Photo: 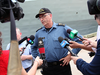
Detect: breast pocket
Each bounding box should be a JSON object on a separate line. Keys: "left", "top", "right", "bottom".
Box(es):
{"left": 53, "top": 37, "right": 62, "bottom": 49}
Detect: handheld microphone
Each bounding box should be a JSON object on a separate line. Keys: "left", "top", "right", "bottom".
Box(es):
{"left": 38, "top": 37, "right": 47, "bottom": 68}
{"left": 20, "top": 35, "right": 35, "bottom": 56}
{"left": 27, "top": 35, "right": 35, "bottom": 45}
{"left": 67, "top": 29, "right": 84, "bottom": 41}
{"left": 64, "top": 37, "right": 71, "bottom": 44}
{"left": 58, "top": 36, "right": 77, "bottom": 56}
{"left": 19, "top": 36, "right": 27, "bottom": 44}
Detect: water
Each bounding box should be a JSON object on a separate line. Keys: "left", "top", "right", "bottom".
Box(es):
{"left": 0, "top": 0, "right": 98, "bottom": 49}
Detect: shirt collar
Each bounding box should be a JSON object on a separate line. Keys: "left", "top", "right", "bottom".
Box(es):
{"left": 52, "top": 22, "right": 58, "bottom": 29}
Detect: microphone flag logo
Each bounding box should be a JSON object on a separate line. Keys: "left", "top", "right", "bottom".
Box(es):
{"left": 39, "top": 40, "right": 42, "bottom": 44}
{"left": 60, "top": 40, "right": 69, "bottom": 47}
{"left": 39, "top": 40, "right": 44, "bottom": 46}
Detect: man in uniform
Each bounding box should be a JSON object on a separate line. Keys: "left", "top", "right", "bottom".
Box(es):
{"left": 31, "top": 8, "right": 82, "bottom": 75}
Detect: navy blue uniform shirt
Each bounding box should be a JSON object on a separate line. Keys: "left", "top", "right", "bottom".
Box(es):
{"left": 31, "top": 22, "right": 82, "bottom": 62}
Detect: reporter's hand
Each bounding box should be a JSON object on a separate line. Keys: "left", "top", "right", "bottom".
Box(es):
{"left": 35, "top": 56, "right": 43, "bottom": 67}
{"left": 19, "top": 47, "right": 23, "bottom": 52}
{"left": 69, "top": 41, "right": 80, "bottom": 48}
{"left": 71, "top": 56, "right": 82, "bottom": 65}
{"left": 82, "top": 38, "right": 97, "bottom": 48}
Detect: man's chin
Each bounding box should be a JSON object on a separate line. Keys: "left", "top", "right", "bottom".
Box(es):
{"left": 42, "top": 23, "right": 46, "bottom": 26}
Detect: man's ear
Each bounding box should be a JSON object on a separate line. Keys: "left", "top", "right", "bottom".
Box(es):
{"left": 50, "top": 14, "right": 52, "bottom": 18}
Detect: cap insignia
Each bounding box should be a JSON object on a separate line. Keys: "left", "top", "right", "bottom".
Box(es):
{"left": 39, "top": 9, "right": 44, "bottom": 13}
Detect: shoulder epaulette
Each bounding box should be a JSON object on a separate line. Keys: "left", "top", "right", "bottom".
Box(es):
{"left": 58, "top": 23, "right": 65, "bottom": 26}
{"left": 36, "top": 27, "right": 42, "bottom": 32}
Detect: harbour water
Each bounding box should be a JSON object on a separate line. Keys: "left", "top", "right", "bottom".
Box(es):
{"left": 0, "top": 0, "right": 98, "bottom": 49}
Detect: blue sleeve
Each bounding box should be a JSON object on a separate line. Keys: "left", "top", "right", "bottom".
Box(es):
{"left": 76, "top": 40, "right": 100, "bottom": 75}
{"left": 76, "top": 59, "right": 90, "bottom": 75}
{"left": 31, "top": 34, "right": 40, "bottom": 58}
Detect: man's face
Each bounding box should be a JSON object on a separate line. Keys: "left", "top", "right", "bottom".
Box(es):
{"left": 38, "top": 13, "right": 52, "bottom": 27}
{"left": 16, "top": 29, "right": 22, "bottom": 41}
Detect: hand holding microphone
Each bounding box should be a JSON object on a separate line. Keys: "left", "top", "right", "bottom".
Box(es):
{"left": 82, "top": 38, "right": 97, "bottom": 57}
{"left": 19, "top": 35, "right": 35, "bottom": 45}
{"left": 20, "top": 35, "right": 35, "bottom": 56}
{"left": 58, "top": 36, "right": 77, "bottom": 56}
{"left": 34, "top": 56, "right": 43, "bottom": 67}
{"left": 82, "top": 38, "right": 97, "bottom": 48}
{"left": 64, "top": 37, "right": 81, "bottom": 49}
{"left": 38, "top": 37, "right": 48, "bottom": 68}
{"left": 67, "top": 29, "right": 96, "bottom": 48}
{"left": 67, "top": 29, "right": 96, "bottom": 57}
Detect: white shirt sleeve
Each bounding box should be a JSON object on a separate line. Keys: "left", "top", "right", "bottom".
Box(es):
{"left": 92, "top": 47, "right": 97, "bottom": 53}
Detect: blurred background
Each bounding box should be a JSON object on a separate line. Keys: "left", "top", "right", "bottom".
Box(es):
{"left": 0, "top": 0, "right": 97, "bottom": 50}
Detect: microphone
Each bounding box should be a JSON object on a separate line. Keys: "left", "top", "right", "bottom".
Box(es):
{"left": 67, "top": 29, "right": 84, "bottom": 41}
{"left": 19, "top": 35, "right": 35, "bottom": 45}
{"left": 38, "top": 37, "right": 47, "bottom": 68}
{"left": 27, "top": 35, "right": 35, "bottom": 45}
{"left": 19, "top": 36, "right": 27, "bottom": 44}
{"left": 64, "top": 37, "right": 71, "bottom": 44}
{"left": 20, "top": 35, "right": 35, "bottom": 56}
{"left": 58, "top": 36, "right": 77, "bottom": 56}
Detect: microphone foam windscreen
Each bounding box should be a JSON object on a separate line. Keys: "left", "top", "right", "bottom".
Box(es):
{"left": 58, "top": 37, "right": 64, "bottom": 43}
{"left": 29, "top": 35, "right": 35, "bottom": 40}
{"left": 67, "top": 29, "right": 71, "bottom": 34}
{"left": 58, "top": 36, "right": 69, "bottom": 47}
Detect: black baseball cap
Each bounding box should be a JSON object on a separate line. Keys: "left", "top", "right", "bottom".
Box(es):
{"left": 35, "top": 8, "right": 52, "bottom": 18}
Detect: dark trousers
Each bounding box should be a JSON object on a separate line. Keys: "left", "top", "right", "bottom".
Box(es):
{"left": 42, "top": 62, "right": 72, "bottom": 75}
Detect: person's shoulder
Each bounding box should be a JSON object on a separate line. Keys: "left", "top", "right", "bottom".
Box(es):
{"left": 36, "top": 27, "right": 43, "bottom": 32}
{"left": 57, "top": 23, "right": 65, "bottom": 26}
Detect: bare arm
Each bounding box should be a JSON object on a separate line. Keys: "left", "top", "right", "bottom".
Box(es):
{"left": 21, "top": 55, "right": 33, "bottom": 61}
{"left": 69, "top": 41, "right": 93, "bottom": 52}
{"left": 21, "top": 56, "right": 43, "bottom": 75}
{"left": 21, "top": 61, "right": 38, "bottom": 75}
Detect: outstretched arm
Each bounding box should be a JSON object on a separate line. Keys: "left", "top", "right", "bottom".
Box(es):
{"left": 82, "top": 38, "right": 97, "bottom": 48}
{"left": 69, "top": 41, "right": 93, "bottom": 52}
